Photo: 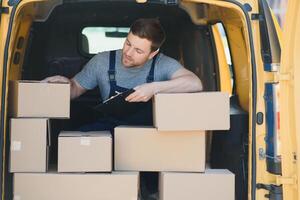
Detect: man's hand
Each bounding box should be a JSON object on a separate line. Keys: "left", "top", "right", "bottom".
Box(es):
{"left": 125, "top": 82, "right": 157, "bottom": 102}
{"left": 41, "top": 75, "right": 86, "bottom": 99}
{"left": 41, "top": 75, "right": 71, "bottom": 83}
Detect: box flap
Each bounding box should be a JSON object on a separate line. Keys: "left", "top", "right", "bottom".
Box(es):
{"left": 115, "top": 126, "right": 154, "bottom": 131}
{"left": 47, "top": 120, "right": 51, "bottom": 146}
{"left": 204, "top": 168, "right": 233, "bottom": 175}
{"left": 46, "top": 146, "right": 49, "bottom": 172}
{"left": 161, "top": 169, "right": 233, "bottom": 176}
{"left": 17, "top": 80, "right": 70, "bottom": 85}
{"left": 59, "top": 131, "right": 111, "bottom": 137}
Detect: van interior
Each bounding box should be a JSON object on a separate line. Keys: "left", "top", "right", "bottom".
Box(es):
{"left": 5, "top": 1, "right": 250, "bottom": 199}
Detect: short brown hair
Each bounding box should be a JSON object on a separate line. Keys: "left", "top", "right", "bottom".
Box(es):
{"left": 130, "top": 18, "right": 166, "bottom": 52}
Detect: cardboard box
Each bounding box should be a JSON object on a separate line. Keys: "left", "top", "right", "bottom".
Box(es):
{"left": 14, "top": 172, "right": 139, "bottom": 200}
{"left": 153, "top": 92, "right": 230, "bottom": 131}
{"left": 159, "top": 169, "right": 235, "bottom": 200}
{"left": 9, "top": 80, "right": 70, "bottom": 118}
{"left": 115, "top": 126, "right": 205, "bottom": 172}
{"left": 58, "top": 131, "right": 112, "bottom": 172}
{"left": 9, "top": 118, "right": 50, "bottom": 172}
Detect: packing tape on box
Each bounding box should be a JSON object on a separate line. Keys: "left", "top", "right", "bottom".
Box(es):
{"left": 80, "top": 137, "right": 91, "bottom": 146}
{"left": 11, "top": 141, "right": 22, "bottom": 151}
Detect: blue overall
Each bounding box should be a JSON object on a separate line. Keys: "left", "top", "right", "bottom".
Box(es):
{"left": 79, "top": 50, "right": 157, "bottom": 133}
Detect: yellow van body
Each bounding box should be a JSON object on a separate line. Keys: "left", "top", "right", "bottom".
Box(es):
{"left": 0, "top": 0, "right": 299, "bottom": 199}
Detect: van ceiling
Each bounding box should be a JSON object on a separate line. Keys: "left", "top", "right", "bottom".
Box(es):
{"left": 45, "top": 2, "right": 191, "bottom": 27}
{"left": 29, "top": 1, "right": 195, "bottom": 61}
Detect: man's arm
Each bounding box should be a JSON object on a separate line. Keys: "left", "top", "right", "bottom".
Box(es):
{"left": 152, "top": 67, "right": 202, "bottom": 93}
{"left": 42, "top": 75, "right": 87, "bottom": 99}
{"left": 126, "top": 68, "right": 203, "bottom": 102}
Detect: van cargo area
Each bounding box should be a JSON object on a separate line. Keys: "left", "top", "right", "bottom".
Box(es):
{"left": 3, "top": 1, "right": 250, "bottom": 200}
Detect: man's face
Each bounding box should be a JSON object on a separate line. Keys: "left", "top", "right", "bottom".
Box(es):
{"left": 122, "top": 32, "right": 157, "bottom": 68}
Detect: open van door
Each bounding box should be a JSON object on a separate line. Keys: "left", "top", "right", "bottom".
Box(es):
{"left": 0, "top": 0, "right": 6, "bottom": 20}
{"left": 279, "top": 0, "right": 300, "bottom": 199}
{"left": 0, "top": 0, "right": 13, "bottom": 198}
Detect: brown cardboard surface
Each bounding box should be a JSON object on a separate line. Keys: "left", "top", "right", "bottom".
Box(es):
{"left": 153, "top": 92, "right": 230, "bottom": 131}
{"left": 58, "top": 131, "right": 112, "bottom": 172}
{"left": 9, "top": 80, "right": 70, "bottom": 118}
{"left": 159, "top": 169, "right": 235, "bottom": 200}
{"left": 10, "top": 118, "right": 49, "bottom": 172}
{"left": 13, "top": 172, "right": 139, "bottom": 200}
{"left": 115, "top": 126, "right": 205, "bottom": 172}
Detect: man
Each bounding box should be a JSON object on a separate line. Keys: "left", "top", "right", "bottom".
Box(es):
{"left": 44, "top": 18, "right": 202, "bottom": 129}
{"left": 44, "top": 18, "right": 202, "bottom": 200}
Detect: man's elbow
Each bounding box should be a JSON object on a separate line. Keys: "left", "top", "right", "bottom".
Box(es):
{"left": 191, "top": 75, "right": 203, "bottom": 92}
{"left": 70, "top": 92, "right": 77, "bottom": 100}
{"left": 70, "top": 79, "right": 85, "bottom": 100}
{"left": 195, "top": 79, "right": 203, "bottom": 91}
{"left": 70, "top": 87, "right": 78, "bottom": 100}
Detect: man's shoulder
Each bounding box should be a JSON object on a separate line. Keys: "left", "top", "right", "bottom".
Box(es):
{"left": 93, "top": 50, "right": 116, "bottom": 59}
{"left": 157, "top": 53, "right": 182, "bottom": 66}
{"left": 88, "top": 49, "right": 121, "bottom": 65}
{"left": 154, "top": 52, "right": 183, "bottom": 80}
{"left": 83, "top": 50, "right": 118, "bottom": 72}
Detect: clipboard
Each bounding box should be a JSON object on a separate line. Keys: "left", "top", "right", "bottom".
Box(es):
{"left": 102, "top": 88, "right": 135, "bottom": 104}
{"left": 93, "top": 89, "right": 151, "bottom": 118}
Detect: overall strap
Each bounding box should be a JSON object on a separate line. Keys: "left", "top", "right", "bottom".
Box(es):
{"left": 108, "top": 50, "right": 117, "bottom": 97}
{"left": 146, "top": 54, "right": 158, "bottom": 83}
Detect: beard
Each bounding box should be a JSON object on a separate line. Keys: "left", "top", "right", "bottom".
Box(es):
{"left": 122, "top": 54, "right": 134, "bottom": 67}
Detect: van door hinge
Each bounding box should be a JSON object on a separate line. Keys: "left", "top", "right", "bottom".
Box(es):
{"left": 251, "top": 13, "right": 264, "bottom": 21}
{"left": 256, "top": 184, "right": 283, "bottom": 200}
{"left": 0, "top": 7, "right": 9, "bottom": 14}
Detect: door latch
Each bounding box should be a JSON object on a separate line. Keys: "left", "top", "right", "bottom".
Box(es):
{"left": 0, "top": 7, "right": 9, "bottom": 14}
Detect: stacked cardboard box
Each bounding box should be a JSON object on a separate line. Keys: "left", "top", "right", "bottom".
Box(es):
{"left": 9, "top": 81, "right": 139, "bottom": 200}
{"left": 115, "top": 92, "right": 235, "bottom": 200}
{"left": 159, "top": 169, "right": 234, "bottom": 200}
{"left": 58, "top": 131, "right": 112, "bottom": 172}
{"left": 9, "top": 81, "right": 234, "bottom": 199}
{"left": 9, "top": 118, "right": 50, "bottom": 172}
{"left": 9, "top": 80, "right": 70, "bottom": 118}
{"left": 14, "top": 172, "right": 139, "bottom": 200}
{"left": 9, "top": 80, "right": 70, "bottom": 173}
{"left": 115, "top": 127, "right": 206, "bottom": 172}
{"left": 153, "top": 92, "right": 230, "bottom": 131}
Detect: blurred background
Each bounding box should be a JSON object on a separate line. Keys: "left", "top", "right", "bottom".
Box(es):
{"left": 267, "top": 0, "right": 288, "bottom": 27}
